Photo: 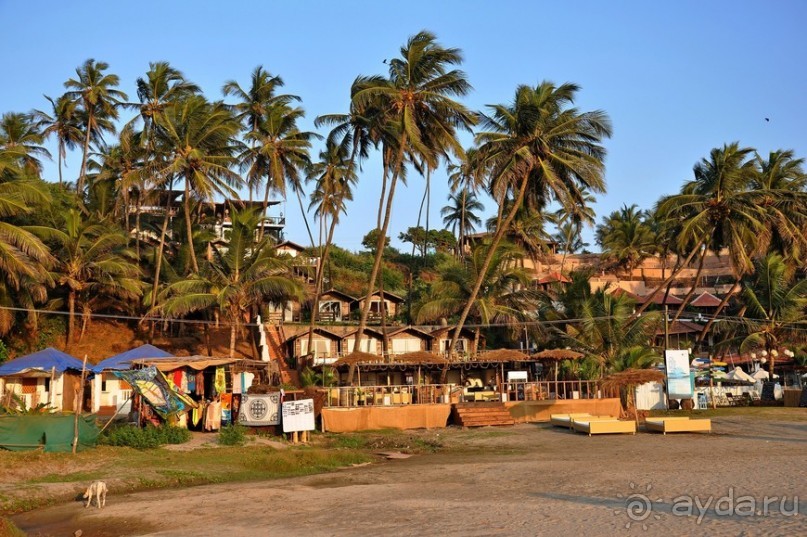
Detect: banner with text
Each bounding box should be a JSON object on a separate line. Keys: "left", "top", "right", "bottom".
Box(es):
{"left": 282, "top": 399, "right": 315, "bottom": 433}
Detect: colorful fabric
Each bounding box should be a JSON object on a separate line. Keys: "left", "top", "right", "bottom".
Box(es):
{"left": 112, "top": 367, "right": 197, "bottom": 419}
{"left": 195, "top": 371, "right": 204, "bottom": 396}
{"left": 214, "top": 367, "right": 226, "bottom": 395}
{"left": 172, "top": 370, "right": 183, "bottom": 389}
{"left": 221, "top": 393, "right": 232, "bottom": 424}
{"left": 186, "top": 370, "right": 195, "bottom": 393}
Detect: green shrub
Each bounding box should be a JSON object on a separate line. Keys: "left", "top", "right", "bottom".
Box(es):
{"left": 100, "top": 424, "right": 191, "bottom": 449}
{"left": 218, "top": 424, "right": 247, "bottom": 446}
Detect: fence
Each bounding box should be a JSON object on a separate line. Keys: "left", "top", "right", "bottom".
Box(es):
{"left": 323, "top": 380, "right": 611, "bottom": 407}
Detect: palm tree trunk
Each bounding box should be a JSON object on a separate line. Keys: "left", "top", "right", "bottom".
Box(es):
{"left": 184, "top": 179, "right": 199, "bottom": 273}
{"left": 135, "top": 197, "right": 142, "bottom": 260}
{"left": 57, "top": 143, "right": 64, "bottom": 186}
{"left": 349, "top": 141, "right": 405, "bottom": 384}
{"left": 149, "top": 189, "right": 172, "bottom": 343}
{"left": 671, "top": 248, "right": 707, "bottom": 324}
{"left": 696, "top": 276, "right": 741, "bottom": 343}
{"left": 458, "top": 192, "right": 466, "bottom": 260}
{"left": 66, "top": 290, "right": 76, "bottom": 351}
{"left": 77, "top": 112, "right": 93, "bottom": 195}
{"left": 425, "top": 167, "right": 431, "bottom": 256}
{"left": 229, "top": 317, "right": 238, "bottom": 359}
{"left": 443, "top": 173, "right": 532, "bottom": 382}
{"left": 307, "top": 214, "right": 338, "bottom": 358}
{"left": 79, "top": 304, "right": 91, "bottom": 342}
{"left": 632, "top": 240, "right": 705, "bottom": 318}
{"left": 259, "top": 178, "right": 271, "bottom": 242}
{"left": 295, "top": 187, "right": 316, "bottom": 248}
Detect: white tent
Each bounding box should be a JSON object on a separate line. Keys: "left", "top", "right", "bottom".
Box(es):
{"left": 752, "top": 369, "right": 778, "bottom": 380}
{"left": 727, "top": 367, "right": 756, "bottom": 383}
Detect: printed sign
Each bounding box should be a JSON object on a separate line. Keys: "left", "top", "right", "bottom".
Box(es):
{"left": 239, "top": 393, "right": 281, "bottom": 426}
{"left": 281, "top": 399, "right": 315, "bottom": 433}
{"left": 665, "top": 350, "right": 693, "bottom": 399}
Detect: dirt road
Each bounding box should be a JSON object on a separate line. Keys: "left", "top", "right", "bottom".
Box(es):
{"left": 14, "top": 417, "right": 807, "bottom": 536}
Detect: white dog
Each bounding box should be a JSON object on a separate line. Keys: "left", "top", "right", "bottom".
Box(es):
{"left": 83, "top": 480, "right": 107, "bottom": 508}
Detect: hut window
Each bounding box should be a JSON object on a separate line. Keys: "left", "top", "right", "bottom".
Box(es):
{"left": 21, "top": 378, "right": 38, "bottom": 394}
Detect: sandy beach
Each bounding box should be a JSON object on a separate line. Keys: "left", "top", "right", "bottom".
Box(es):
{"left": 12, "top": 414, "right": 807, "bottom": 537}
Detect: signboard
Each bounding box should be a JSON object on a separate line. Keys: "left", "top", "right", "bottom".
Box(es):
{"left": 281, "top": 399, "right": 315, "bottom": 433}
{"left": 665, "top": 350, "right": 692, "bottom": 399}
{"left": 239, "top": 393, "right": 281, "bottom": 426}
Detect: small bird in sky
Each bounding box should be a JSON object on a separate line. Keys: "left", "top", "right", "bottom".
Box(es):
{"left": 382, "top": 59, "right": 388, "bottom": 64}
{"left": 765, "top": 117, "right": 770, "bottom": 122}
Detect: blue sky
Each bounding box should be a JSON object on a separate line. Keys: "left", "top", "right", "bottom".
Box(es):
{"left": 2, "top": 0, "right": 805, "bottom": 251}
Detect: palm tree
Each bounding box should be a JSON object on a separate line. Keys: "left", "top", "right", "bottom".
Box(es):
{"left": 159, "top": 207, "right": 303, "bottom": 358}
{"left": 595, "top": 204, "right": 656, "bottom": 277}
{"left": 33, "top": 95, "right": 83, "bottom": 186}
{"left": 347, "top": 32, "right": 475, "bottom": 374}
{"left": 305, "top": 141, "right": 357, "bottom": 355}
{"left": 449, "top": 81, "right": 611, "bottom": 355}
{"left": 130, "top": 62, "right": 200, "bottom": 316}
{"left": 223, "top": 66, "right": 299, "bottom": 202}
{"left": 441, "top": 189, "right": 483, "bottom": 258}
{"left": 750, "top": 150, "right": 807, "bottom": 265}
{"left": 541, "top": 286, "right": 661, "bottom": 376}
{"left": 0, "top": 113, "right": 51, "bottom": 177}
{"left": 153, "top": 95, "right": 242, "bottom": 273}
{"left": 653, "top": 144, "right": 776, "bottom": 339}
{"left": 417, "top": 241, "right": 538, "bottom": 354}
{"left": 64, "top": 59, "right": 128, "bottom": 195}
{"left": 0, "top": 170, "right": 54, "bottom": 335}
{"left": 246, "top": 103, "right": 318, "bottom": 244}
{"left": 30, "top": 209, "right": 141, "bottom": 349}
{"left": 728, "top": 254, "right": 807, "bottom": 380}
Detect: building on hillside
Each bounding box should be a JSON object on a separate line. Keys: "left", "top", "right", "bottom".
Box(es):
{"left": 355, "top": 291, "right": 404, "bottom": 321}
{"left": 316, "top": 289, "right": 356, "bottom": 322}
{"left": 274, "top": 240, "right": 319, "bottom": 282}
{"left": 387, "top": 326, "right": 433, "bottom": 355}
{"left": 429, "top": 326, "right": 481, "bottom": 357}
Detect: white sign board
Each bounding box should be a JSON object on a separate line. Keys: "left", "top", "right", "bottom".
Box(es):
{"left": 281, "top": 398, "right": 315, "bottom": 433}
{"left": 665, "top": 350, "right": 692, "bottom": 399}
{"left": 239, "top": 393, "right": 281, "bottom": 426}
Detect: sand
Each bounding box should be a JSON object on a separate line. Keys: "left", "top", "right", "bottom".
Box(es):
{"left": 13, "top": 415, "right": 807, "bottom": 536}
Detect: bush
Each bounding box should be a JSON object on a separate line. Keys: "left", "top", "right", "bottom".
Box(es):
{"left": 100, "top": 424, "right": 191, "bottom": 450}
{"left": 218, "top": 424, "right": 247, "bottom": 446}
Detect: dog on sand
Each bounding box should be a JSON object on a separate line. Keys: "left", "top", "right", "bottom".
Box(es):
{"left": 82, "top": 481, "right": 107, "bottom": 508}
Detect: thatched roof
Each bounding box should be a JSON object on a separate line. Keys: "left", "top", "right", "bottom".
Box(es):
{"left": 601, "top": 368, "right": 665, "bottom": 389}
{"left": 475, "top": 349, "right": 532, "bottom": 362}
{"left": 532, "top": 349, "right": 585, "bottom": 361}
{"left": 389, "top": 351, "right": 448, "bottom": 365}
{"left": 332, "top": 351, "right": 384, "bottom": 366}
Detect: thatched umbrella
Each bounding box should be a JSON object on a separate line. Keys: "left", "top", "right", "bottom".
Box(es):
{"left": 390, "top": 351, "right": 449, "bottom": 365}
{"left": 531, "top": 349, "right": 585, "bottom": 386}
{"left": 476, "top": 349, "right": 532, "bottom": 390}
{"left": 602, "top": 368, "right": 665, "bottom": 425}
{"left": 333, "top": 351, "right": 383, "bottom": 386}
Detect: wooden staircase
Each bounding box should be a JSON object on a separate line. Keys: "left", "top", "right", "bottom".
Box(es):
{"left": 452, "top": 402, "right": 515, "bottom": 427}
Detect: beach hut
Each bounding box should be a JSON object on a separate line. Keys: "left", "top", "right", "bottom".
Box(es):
{"left": 0, "top": 348, "right": 85, "bottom": 412}
{"left": 91, "top": 344, "right": 174, "bottom": 414}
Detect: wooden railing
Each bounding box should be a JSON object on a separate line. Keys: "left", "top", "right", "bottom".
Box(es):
{"left": 323, "top": 380, "right": 613, "bottom": 407}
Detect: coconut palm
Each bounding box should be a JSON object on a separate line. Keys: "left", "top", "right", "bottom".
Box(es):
{"left": 64, "top": 59, "right": 128, "bottom": 195}
{"left": 29, "top": 209, "right": 141, "bottom": 349}
{"left": 728, "top": 254, "right": 807, "bottom": 380}
{"left": 159, "top": 207, "right": 303, "bottom": 358}
{"left": 33, "top": 95, "right": 83, "bottom": 186}
{"left": 595, "top": 204, "right": 657, "bottom": 277}
{"left": 441, "top": 189, "right": 483, "bottom": 258}
{"left": 247, "top": 103, "right": 318, "bottom": 244}
{"left": 750, "top": 150, "right": 807, "bottom": 265}
{"left": 152, "top": 95, "right": 242, "bottom": 273}
{"left": 449, "top": 81, "right": 611, "bottom": 354}
{"left": 0, "top": 113, "right": 51, "bottom": 177}
{"left": 417, "top": 241, "right": 538, "bottom": 354}
{"left": 346, "top": 32, "right": 476, "bottom": 374}
{"left": 0, "top": 171, "right": 54, "bottom": 334}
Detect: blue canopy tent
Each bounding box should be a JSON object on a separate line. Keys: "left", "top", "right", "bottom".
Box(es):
{"left": 0, "top": 347, "right": 83, "bottom": 376}
{"left": 92, "top": 344, "right": 174, "bottom": 373}
{"left": 0, "top": 348, "right": 85, "bottom": 412}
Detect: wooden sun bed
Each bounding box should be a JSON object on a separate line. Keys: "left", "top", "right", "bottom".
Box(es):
{"left": 549, "top": 413, "right": 591, "bottom": 428}
{"left": 644, "top": 417, "right": 712, "bottom": 434}
{"left": 572, "top": 419, "right": 636, "bottom": 436}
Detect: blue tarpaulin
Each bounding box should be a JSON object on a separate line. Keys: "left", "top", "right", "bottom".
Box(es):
{"left": 92, "top": 344, "right": 174, "bottom": 373}
{"left": 0, "top": 347, "right": 83, "bottom": 376}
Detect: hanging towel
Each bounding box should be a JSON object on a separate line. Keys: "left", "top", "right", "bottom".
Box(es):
{"left": 195, "top": 371, "right": 205, "bottom": 396}
{"left": 221, "top": 393, "right": 232, "bottom": 425}
{"left": 187, "top": 370, "right": 196, "bottom": 393}
{"left": 173, "top": 370, "right": 183, "bottom": 389}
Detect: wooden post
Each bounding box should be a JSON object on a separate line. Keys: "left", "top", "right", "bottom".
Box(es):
{"left": 47, "top": 366, "right": 55, "bottom": 406}
{"left": 72, "top": 354, "right": 88, "bottom": 455}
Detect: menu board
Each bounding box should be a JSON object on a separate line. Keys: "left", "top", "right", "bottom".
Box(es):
{"left": 281, "top": 399, "right": 315, "bottom": 433}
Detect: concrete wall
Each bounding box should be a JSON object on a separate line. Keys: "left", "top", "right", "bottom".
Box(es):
{"left": 321, "top": 404, "right": 451, "bottom": 432}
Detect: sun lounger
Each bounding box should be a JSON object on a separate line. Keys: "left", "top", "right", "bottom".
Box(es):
{"left": 645, "top": 417, "right": 711, "bottom": 434}
{"left": 549, "top": 413, "right": 591, "bottom": 428}
{"left": 572, "top": 419, "right": 636, "bottom": 436}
